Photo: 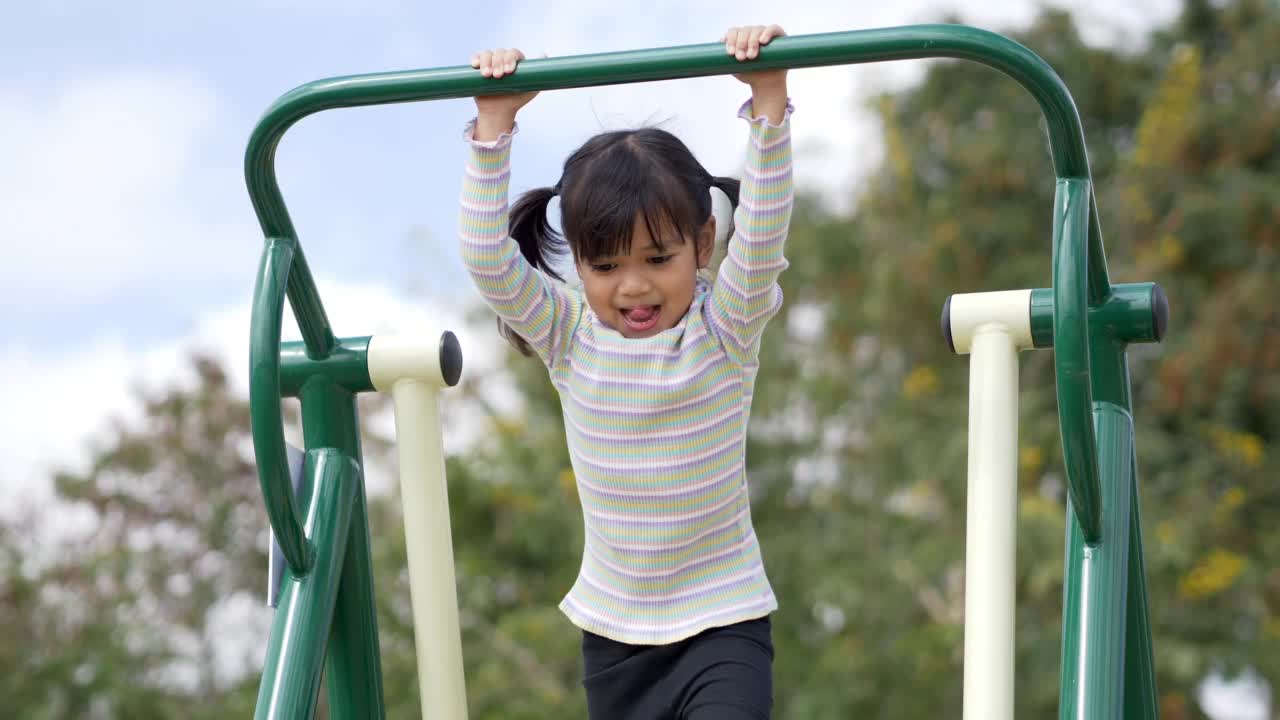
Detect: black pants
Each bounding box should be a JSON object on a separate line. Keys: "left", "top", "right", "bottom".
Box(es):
{"left": 581, "top": 616, "right": 774, "bottom": 719}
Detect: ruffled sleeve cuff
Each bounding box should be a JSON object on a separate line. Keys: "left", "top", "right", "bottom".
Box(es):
{"left": 462, "top": 118, "right": 518, "bottom": 151}
{"left": 736, "top": 97, "right": 794, "bottom": 131}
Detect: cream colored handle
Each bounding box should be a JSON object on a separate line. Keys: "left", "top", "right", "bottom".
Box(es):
{"left": 391, "top": 379, "right": 468, "bottom": 720}
{"left": 962, "top": 324, "right": 1019, "bottom": 720}
{"left": 947, "top": 289, "right": 1033, "bottom": 355}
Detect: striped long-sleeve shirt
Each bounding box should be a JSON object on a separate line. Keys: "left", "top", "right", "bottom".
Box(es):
{"left": 459, "top": 99, "right": 794, "bottom": 645}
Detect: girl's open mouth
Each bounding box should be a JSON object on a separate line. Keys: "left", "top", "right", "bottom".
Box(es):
{"left": 620, "top": 305, "right": 661, "bottom": 333}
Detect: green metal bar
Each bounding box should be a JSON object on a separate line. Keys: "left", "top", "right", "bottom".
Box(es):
{"left": 1087, "top": 308, "right": 1161, "bottom": 716}
{"left": 327, "top": 491, "right": 385, "bottom": 718}
{"left": 287, "top": 245, "right": 338, "bottom": 360}
{"left": 244, "top": 26, "right": 1110, "bottom": 357}
{"left": 1058, "top": 402, "right": 1134, "bottom": 719}
{"left": 242, "top": 22, "right": 1165, "bottom": 719}
{"left": 246, "top": 20, "right": 1114, "bottom": 603}
{"left": 1031, "top": 287, "right": 1055, "bottom": 349}
{"left": 1060, "top": 521, "right": 1085, "bottom": 712}
{"left": 1084, "top": 326, "right": 1136, "bottom": 418}
{"left": 1029, "top": 283, "right": 1169, "bottom": 349}
{"left": 1122, "top": 456, "right": 1160, "bottom": 719}
{"left": 296, "top": 378, "right": 386, "bottom": 718}
{"left": 251, "top": 238, "right": 312, "bottom": 576}
{"left": 1051, "top": 178, "right": 1102, "bottom": 544}
{"left": 1057, "top": 267, "right": 1161, "bottom": 716}
{"left": 1087, "top": 198, "right": 1112, "bottom": 308}
{"left": 255, "top": 448, "right": 360, "bottom": 719}
{"left": 280, "top": 336, "right": 374, "bottom": 398}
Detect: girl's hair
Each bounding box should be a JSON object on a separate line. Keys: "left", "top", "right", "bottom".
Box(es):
{"left": 500, "top": 127, "right": 741, "bottom": 356}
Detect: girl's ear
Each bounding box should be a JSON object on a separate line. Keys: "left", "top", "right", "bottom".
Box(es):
{"left": 696, "top": 216, "right": 717, "bottom": 268}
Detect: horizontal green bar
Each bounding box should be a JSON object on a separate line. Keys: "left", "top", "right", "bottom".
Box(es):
{"left": 248, "top": 28, "right": 1090, "bottom": 243}
{"left": 280, "top": 336, "right": 373, "bottom": 398}
{"left": 245, "top": 26, "right": 1103, "bottom": 358}
{"left": 1030, "top": 283, "right": 1168, "bottom": 349}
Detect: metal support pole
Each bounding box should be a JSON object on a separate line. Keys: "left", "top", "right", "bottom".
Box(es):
{"left": 1059, "top": 402, "right": 1134, "bottom": 719}
{"left": 255, "top": 449, "right": 360, "bottom": 719}
{"left": 964, "top": 324, "right": 1020, "bottom": 720}
{"left": 369, "top": 332, "right": 467, "bottom": 720}
{"left": 945, "top": 289, "right": 1034, "bottom": 720}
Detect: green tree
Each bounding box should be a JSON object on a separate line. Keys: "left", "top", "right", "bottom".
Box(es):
{"left": 742, "top": 1, "right": 1277, "bottom": 716}
{"left": 4, "top": 2, "right": 1276, "bottom": 718}
{"left": 444, "top": 1, "right": 1278, "bottom": 717}
{"left": 0, "top": 357, "right": 264, "bottom": 718}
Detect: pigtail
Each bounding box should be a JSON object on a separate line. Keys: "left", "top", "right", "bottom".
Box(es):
{"left": 509, "top": 186, "right": 566, "bottom": 280}
{"left": 496, "top": 315, "right": 535, "bottom": 357}
{"left": 710, "top": 176, "right": 741, "bottom": 242}
{"left": 500, "top": 185, "right": 564, "bottom": 357}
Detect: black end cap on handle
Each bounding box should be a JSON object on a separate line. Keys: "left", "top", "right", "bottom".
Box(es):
{"left": 942, "top": 295, "right": 956, "bottom": 353}
{"left": 1151, "top": 283, "right": 1170, "bottom": 343}
{"left": 440, "top": 331, "right": 463, "bottom": 387}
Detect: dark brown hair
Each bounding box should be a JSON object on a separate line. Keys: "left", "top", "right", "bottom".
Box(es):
{"left": 501, "top": 128, "right": 740, "bottom": 355}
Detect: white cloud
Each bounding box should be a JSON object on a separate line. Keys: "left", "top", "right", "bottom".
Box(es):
{"left": 0, "top": 278, "right": 512, "bottom": 516}
{"left": 0, "top": 68, "right": 256, "bottom": 306}
{"left": 0, "top": 65, "right": 519, "bottom": 523}
{"left": 490, "top": 3, "right": 907, "bottom": 209}
{"left": 491, "top": 0, "right": 1178, "bottom": 210}
{"left": 0, "top": 0, "right": 1185, "bottom": 517}
{"left": 0, "top": 0, "right": 1186, "bottom": 527}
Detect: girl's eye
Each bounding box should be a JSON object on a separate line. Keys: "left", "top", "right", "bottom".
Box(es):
{"left": 648, "top": 255, "right": 674, "bottom": 265}
{"left": 590, "top": 263, "right": 616, "bottom": 273}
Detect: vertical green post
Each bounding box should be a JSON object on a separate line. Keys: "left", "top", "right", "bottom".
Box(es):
{"left": 298, "top": 379, "right": 387, "bottom": 719}
{"left": 255, "top": 449, "right": 360, "bottom": 719}
{"left": 1059, "top": 402, "right": 1133, "bottom": 718}
{"left": 1080, "top": 248, "right": 1159, "bottom": 719}
{"left": 1123, "top": 462, "right": 1160, "bottom": 718}
{"left": 327, "top": 491, "right": 386, "bottom": 716}
{"left": 1054, "top": 179, "right": 1159, "bottom": 716}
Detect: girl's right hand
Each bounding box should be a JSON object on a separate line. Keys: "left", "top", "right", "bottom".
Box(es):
{"left": 471, "top": 48, "right": 538, "bottom": 141}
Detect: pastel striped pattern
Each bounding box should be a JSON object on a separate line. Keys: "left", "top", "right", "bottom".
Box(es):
{"left": 458, "top": 100, "right": 794, "bottom": 645}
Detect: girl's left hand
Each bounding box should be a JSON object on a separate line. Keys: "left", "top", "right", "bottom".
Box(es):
{"left": 723, "top": 25, "right": 787, "bottom": 89}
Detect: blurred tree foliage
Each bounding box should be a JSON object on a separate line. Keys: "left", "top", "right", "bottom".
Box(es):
{"left": 1, "top": 1, "right": 1275, "bottom": 717}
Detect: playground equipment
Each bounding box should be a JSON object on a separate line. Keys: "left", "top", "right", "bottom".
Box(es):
{"left": 245, "top": 25, "right": 1170, "bottom": 720}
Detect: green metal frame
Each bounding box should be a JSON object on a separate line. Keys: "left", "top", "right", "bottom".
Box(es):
{"left": 246, "top": 25, "right": 1162, "bottom": 718}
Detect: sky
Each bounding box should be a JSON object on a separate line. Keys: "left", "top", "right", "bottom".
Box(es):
{"left": 1, "top": 0, "right": 1183, "bottom": 503}
{"left": 3, "top": 2, "right": 1274, "bottom": 716}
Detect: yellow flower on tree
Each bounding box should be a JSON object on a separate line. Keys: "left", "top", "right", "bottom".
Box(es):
{"left": 1178, "top": 549, "right": 1245, "bottom": 600}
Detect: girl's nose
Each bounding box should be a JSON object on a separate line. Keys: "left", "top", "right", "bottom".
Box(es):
{"left": 618, "top": 271, "right": 652, "bottom": 296}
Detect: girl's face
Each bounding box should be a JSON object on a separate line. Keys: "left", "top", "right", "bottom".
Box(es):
{"left": 576, "top": 214, "right": 716, "bottom": 338}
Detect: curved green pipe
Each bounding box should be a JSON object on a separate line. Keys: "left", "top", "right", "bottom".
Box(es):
{"left": 244, "top": 25, "right": 1111, "bottom": 353}
{"left": 246, "top": 22, "right": 1114, "bottom": 582}
{"left": 1053, "top": 179, "right": 1102, "bottom": 543}
{"left": 250, "top": 238, "right": 313, "bottom": 575}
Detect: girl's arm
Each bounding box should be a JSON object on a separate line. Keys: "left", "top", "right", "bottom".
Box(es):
{"left": 707, "top": 26, "right": 794, "bottom": 364}
{"left": 459, "top": 49, "right": 582, "bottom": 368}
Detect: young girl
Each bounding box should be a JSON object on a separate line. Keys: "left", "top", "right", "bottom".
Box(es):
{"left": 459, "top": 25, "right": 793, "bottom": 719}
